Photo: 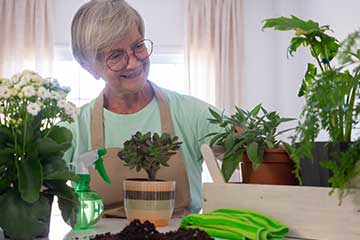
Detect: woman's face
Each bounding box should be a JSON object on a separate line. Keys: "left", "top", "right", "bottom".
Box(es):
{"left": 96, "top": 29, "right": 150, "bottom": 95}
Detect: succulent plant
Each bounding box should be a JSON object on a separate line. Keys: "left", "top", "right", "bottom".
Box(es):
{"left": 118, "top": 131, "right": 182, "bottom": 181}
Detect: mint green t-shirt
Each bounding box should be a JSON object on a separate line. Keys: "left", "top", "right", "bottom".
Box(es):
{"left": 62, "top": 87, "right": 221, "bottom": 213}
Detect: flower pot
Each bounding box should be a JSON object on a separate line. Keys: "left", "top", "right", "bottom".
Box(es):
{"left": 0, "top": 191, "right": 53, "bottom": 240}
{"left": 242, "top": 148, "right": 298, "bottom": 185}
{"left": 298, "top": 142, "right": 351, "bottom": 187}
{"left": 123, "top": 179, "right": 175, "bottom": 227}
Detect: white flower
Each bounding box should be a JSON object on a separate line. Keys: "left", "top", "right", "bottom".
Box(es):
{"left": 57, "top": 99, "right": 66, "bottom": 108}
{"left": 50, "top": 91, "right": 60, "bottom": 100}
{"left": 0, "top": 86, "right": 12, "bottom": 99}
{"left": 0, "top": 78, "right": 7, "bottom": 86}
{"left": 37, "top": 87, "right": 50, "bottom": 99}
{"left": 10, "top": 88, "right": 18, "bottom": 97}
{"left": 10, "top": 73, "right": 20, "bottom": 85}
{"left": 22, "top": 86, "right": 36, "bottom": 97}
{"left": 27, "top": 102, "right": 41, "bottom": 116}
{"left": 64, "top": 102, "right": 78, "bottom": 119}
{"left": 42, "top": 77, "right": 51, "bottom": 85}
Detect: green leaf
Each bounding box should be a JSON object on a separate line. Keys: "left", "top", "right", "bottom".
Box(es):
{"left": 44, "top": 170, "right": 80, "bottom": 182}
{"left": 0, "top": 127, "right": 13, "bottom": 146}
{"left": 47, "top": 126, "right": 72, "bottom": 144}
{"left": 262, "top": 15, "right": 321, "bottom": 33}
{"left": 250, "top": 104, "right": 262, "bottom": 116}
{"left": 224, "top": 134, "right": 235, "bottom": 150}
{"left": 298, "top": 63, "right": 316, "bottom": 97}
{"left": 0, "top": 190, "right": 52, "bottom": 240}
{"left": 289, "top": 37, "right": 306, "bottom": 56}
{"left": 247, "top": 142, "right": 259, "bottom": 164}
{"left": 208, "top": 108, "right": 223, "bottom": 122}
{"left": 221, "top": 152, "right": 243, "bottom": 182}
{"left": 38, "top": 137, "right": 71, "bottom": 155}
{"left": 44, "top": 180, "right": 78, "bottom": 227}
{"left": 16, "top": 150, "right": 42, "bottom": 203}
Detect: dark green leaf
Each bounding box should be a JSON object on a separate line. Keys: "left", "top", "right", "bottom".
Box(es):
{"left": 47, "top": 126, "right": 73, "bottom": 144}
{"left": 247, "top": 142, "right": 259, "bottom": 164}
{"left": 38, "top": 137, "right": 71, "bottom": 155}
{"left": 44, "top": 180, "right": 78, "bottom": 227}
{"left": 0, "top": 190, "right": 52, "bottom": 240}
{"left": 221, "top": 152, "right": 243, "bottom": 182}
{"left": 250, "top": 104, "right": 262, "bottom": 116}
{"left": 16, "top": 151, "right": 42, "bottom": 203}
{"left": 298, "top": 63, "right": 317, "bottom": 97}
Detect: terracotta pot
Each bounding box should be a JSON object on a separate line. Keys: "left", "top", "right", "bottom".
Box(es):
{"left": 242, "top": 148, "right": 298, "bottom": 185}
{"left": 123, "top": 179, "right": 175, "bottom": 227}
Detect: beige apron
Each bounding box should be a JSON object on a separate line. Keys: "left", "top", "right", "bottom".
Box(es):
{"left": 89, "top": 82, "right": 191, "bottom": 218}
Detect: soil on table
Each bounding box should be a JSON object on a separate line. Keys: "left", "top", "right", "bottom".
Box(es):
{"left": 86, "top": 219, "right": 214, "bottom": 240}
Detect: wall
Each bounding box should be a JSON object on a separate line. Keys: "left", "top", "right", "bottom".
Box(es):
{"left": 53, "top": 0, "right": 360, "bottom": 139}
{"left": 241, "top": 0, "right": 360, "bottom": 140}
{"left": 53, "top": 0, "right": 185, "bottom": 57}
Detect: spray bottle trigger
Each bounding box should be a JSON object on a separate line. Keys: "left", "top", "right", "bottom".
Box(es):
{"left": 94, "top": 148, "right": 111, "bottom": 184}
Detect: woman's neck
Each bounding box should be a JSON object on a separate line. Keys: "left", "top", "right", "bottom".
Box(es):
{"left": 103, "top": 82, "right": 154, "bottom": 114}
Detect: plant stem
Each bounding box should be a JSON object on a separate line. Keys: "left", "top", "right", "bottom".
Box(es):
{"left": 22, "top": 113, "right": 29, "bottom": 160}
{"left": 310, "top": 46, "right": 325, "bottom": 72}
{"left": 146, "top": 170, "right": 156, "bottom": 181}
{"left": 344, "top": 85, "right": 357, "bottom": 141}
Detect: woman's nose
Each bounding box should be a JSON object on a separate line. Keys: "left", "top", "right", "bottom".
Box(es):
{"left": 126, "top": 51, "right": 140, "bottom": 69}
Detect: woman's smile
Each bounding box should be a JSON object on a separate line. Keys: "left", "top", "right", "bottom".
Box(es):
{"left": 119, "top": 67, "right": 143, "bottom": 80}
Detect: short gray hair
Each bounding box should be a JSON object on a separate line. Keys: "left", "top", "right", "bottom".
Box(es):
{"left": 71, "top": 0, "right": 145, "bottom": 67}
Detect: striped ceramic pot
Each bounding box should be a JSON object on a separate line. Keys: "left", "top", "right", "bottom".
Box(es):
{"left": 123, "top": 179, "right": 176, "bottom": 227}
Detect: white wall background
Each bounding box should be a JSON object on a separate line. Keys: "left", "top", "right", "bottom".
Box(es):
{"left": 53, "top": 0, "right": 185, "bottom": 56}
{"left": 54, "top": 0, "right": 360, "bottom": 139}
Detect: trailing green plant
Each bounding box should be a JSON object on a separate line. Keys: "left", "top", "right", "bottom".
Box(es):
{"left": 262, "top": 16, "right": 360, "bottom": 200}
{"left": 321, "top": 140, "right": 360, "bottom": 205}
{"left": 204, "top": 104, "right": 295, "bottom": 182}
{"left": 118, "top": 131, "right": 182, "bottom": 181}
{"left": 0, "top": 70, "right": 80, "bottom": 239}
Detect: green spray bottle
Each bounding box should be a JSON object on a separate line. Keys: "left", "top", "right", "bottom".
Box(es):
{"left": 73, "top": 148, "right": 111, "bottom": 230}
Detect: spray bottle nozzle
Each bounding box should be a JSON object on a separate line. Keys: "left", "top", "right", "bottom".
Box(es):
{"left": 95, "top": 148, "right": 111, "bottom": 184}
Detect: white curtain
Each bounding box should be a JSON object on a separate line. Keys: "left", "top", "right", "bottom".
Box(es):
{"left": 185, "top": 0, "right": 243, "bottom": 113}
{"left": 0, "top": 0, "right": 54, "bottom": 78}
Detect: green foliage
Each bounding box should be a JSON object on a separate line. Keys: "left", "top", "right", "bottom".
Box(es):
{"left": 263, "top": 16, "right": 360, "bottom": 198}
{"left": 321, "top": 141, "right": 360, "bottom": 205}
{"left": 118, "top": 131, "right": 182, "bottom": 181}
{"left": 0, "top": 190, "right": 53, "bottom": 240}
{"left": 205, "top": 104, "right": 295, "bottom": 182}
{"left": 0, "top": 70, "right": 79, "bottom": 238}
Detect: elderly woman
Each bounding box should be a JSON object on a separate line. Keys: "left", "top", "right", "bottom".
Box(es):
{"left": 64, "top": 0, "right": 220, "bottom": 217}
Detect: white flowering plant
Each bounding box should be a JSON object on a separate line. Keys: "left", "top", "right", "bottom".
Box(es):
{"left": 0, "top": 70, "right": 80, "bottom": 239}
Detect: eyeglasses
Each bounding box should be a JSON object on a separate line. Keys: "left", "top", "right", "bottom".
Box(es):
{"left": 105, "top": 39, "right": 153, "bottom": 72}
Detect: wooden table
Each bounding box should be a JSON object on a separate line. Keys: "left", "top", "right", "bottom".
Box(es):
{"left": 50, "top": 216, "right": 180, "bottom": 240}
{"left": 49, "top": 215, "right": 301, "bottom": 240}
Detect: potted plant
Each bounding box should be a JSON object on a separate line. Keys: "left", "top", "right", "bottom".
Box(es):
{"left": 0, "top": 70, "right": 80, "bottom": 239}
{"left": 117, "top": 131, "right": 182, "bottom": 227}
{"left": 204, "top": 104, "right": 297, "bottom": 185}
{"left": 262, "top": 16, "right": 360, "bottom": 202}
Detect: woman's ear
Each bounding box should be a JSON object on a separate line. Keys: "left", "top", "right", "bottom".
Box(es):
{"left": 80, "top": 62, "right": 101, "bottom": 80}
